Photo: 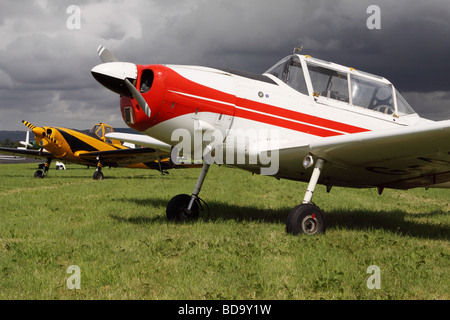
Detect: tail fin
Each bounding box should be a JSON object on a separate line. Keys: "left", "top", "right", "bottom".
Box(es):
{"left": 25, "top": 128, "right": 30, "bottom": 146}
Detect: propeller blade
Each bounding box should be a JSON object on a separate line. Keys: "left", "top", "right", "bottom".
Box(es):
{"left": 124, "top": 78, "right": 151, "bottom": 118}
{"left": 22, "top": 121, "right": 59, "bottom": 147}
{"left": 94, "top": 46, "right": 150, "bottom": 119}
{"left": 22, "top": 120, "right": 37, "bottom": 131}
{"left": 23, "top": 120, "right": 44, "bottom": 138}
{"left": 97, "top": 45, "right": 119, "bottom": 63}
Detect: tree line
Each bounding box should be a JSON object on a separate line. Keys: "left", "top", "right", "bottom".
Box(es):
{"left": 0, "top": 138, "right": 20, "bottom": 148}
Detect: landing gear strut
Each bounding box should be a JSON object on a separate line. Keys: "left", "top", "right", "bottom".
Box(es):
{"left": 34, "top": 158, "right": 52, "bottom": 178}
{"left": 93, "top": 156, "right": 104, "bottom": 180}
{"left": 286, "top": 158, "right": 327, "bottom": 235}
{"left": 166, "top": 162, "right": 210, "bottom": 221}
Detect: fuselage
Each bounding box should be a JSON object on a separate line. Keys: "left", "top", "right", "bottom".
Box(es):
{"left": 93, "top": 54, "right": 428, "bottom": 183}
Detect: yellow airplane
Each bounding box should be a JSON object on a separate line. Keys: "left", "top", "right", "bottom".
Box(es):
{"left": 0, "top": 120, "right": 191, "bottom": 179}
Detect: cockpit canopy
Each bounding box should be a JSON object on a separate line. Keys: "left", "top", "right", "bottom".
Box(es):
{"left": 265, "top": 55, "right": 416, "bottom": 118}
{"left": 89, "top": 123, "right": 114, "bottom": 143}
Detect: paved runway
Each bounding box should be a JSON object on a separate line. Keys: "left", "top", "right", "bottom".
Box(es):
{"left": 0, "top": 155, "right": 41, "bottom": 164}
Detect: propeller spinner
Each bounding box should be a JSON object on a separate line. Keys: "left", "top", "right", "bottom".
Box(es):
{"left": 91, "top": 46, "right": 151, "bottom": 118}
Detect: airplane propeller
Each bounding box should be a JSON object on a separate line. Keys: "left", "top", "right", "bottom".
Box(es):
{"left": 21, "top": 120, "right": 53, "bottom": 177}
{"left": 123, "top": 78, "right": 151, "bottom": 118}
{"left": 22, "top": 120, "right": 37, "bottom": 131}
{"left": 93, "top": 46, "right": 151, "bottom": 118}
{"left": 22, "top": 120, "right": 59, "bottom": 147}
{"left": 97, "top": 45, "right": 119, "bottom": 63}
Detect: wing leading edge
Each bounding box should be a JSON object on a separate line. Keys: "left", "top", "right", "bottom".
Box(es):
{"left": 105, "top": 132, "right": 172, "bottom": 152}
{"left": 278, "top": 120, "right": 450, "bottom": 189}
{"left": 0, "top": 147, "right": 53, "bottom": 159}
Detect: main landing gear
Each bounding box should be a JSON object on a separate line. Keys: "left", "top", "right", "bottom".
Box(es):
{"left": 165, "top": 156, "right": 328, "bottom": 235}
{"left": 286, "top": 158, "right": 327, "bottom": 235}
{"left": 166, "top": 162, "right": 210, "bottom": 221}
{"left": 93, "top": 156, "right": 104, "bottom": 180}
{"left": 34, "top": 158, "right": 52, "bottom": 178}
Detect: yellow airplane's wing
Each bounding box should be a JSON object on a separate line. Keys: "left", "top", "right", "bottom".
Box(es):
{"left": 0, "top": 147, "right": 53, "bottom": 159}
{"left": 104, "top": 132, "right": 204, "bottom": 169}
{"left": 78, "top": 147, "right": 170, "bottom": 167}
{"left": 80, "top": 146, "right": 203, "bottom": 169}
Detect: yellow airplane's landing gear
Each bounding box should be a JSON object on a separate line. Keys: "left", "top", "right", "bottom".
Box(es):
{"left": 93, "top": 156, "right": 104, "bottom": 180}
{"left": 34, "top": 170, "right": 45, "bottom": 178}
{"left": 34, "top": 158, "right": 52, "bottom": 178}
{"left": 93, "top": 170, "right": 103, "bottom": 180}
{"left": 286, "top": 158, "right": 327, "bottom": 235}
{"left": 166, "top": 162, "right": 210, "bottom": 221}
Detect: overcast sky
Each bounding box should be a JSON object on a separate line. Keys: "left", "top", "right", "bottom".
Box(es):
{"left": 0, "top": 0, "right": 449, "bottom": 131}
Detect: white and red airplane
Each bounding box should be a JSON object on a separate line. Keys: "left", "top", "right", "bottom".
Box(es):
{"left": 91, "top": 45, "right": 450, "bottom": 235}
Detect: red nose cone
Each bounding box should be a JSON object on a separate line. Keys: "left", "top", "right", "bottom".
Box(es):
{"left": 120, "top": 64, "right": 167, "bottom": 132}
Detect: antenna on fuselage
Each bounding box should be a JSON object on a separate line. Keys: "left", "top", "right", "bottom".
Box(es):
{"left": 293, "top": 44, "right": 303, "bottom": 54}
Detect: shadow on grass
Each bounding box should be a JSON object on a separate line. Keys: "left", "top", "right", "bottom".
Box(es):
{"left": 100, "top": 175, "right": 166, "bottom": 180}
{"left": 55, "top": 172, "right": 194, "bottom": 180}
{"left": 111, "top": 197, "right": 449, "bottom": 241}
{"left": 326, "top": 209, "right": 449, "bottom": 240}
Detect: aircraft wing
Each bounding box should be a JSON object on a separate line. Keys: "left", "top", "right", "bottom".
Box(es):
{"left": 277, "top": 120, "right": 450, "bottom": 189}
{"left": 78, "top": 147, "right": 170, "bottom": 167}
{"left": 104, "top": 132, "right": 203, "bottom": 169}
{"left": 0, "top": 147, "right": 53, "bottom": 159}
{"left": 105, "top": 132, "right": 172, "bottom": 152}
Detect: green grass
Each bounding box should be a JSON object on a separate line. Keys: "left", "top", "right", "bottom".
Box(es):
{"left": 0, "top": 163, "right": 448, "bottom": 300}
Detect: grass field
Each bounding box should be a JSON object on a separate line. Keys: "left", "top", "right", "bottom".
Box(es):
{"left": 0, "top": 162, "right": 448, "bottom": 300}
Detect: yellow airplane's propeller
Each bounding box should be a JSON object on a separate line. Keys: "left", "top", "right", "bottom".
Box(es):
{"left": 23, "top": 120, "right": 45, "bottom": 142}
{"left": 22, "top": 120, "right": 59, "bottom": 147}
{"left": 22, "top": 120, "right": 37, "bottom": 131}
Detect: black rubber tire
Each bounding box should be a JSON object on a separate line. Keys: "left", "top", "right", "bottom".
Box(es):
{"left": 286, "top": 204, "right": 326, "bottom": 235}
{"left": 166, "top": 194, "right": 199, "bottom": 221}
{"left": 93, "top": 171, "right": 103, "bottom": 180}
{"left": 34, "top": 170, "right": 45, "bottom": 178}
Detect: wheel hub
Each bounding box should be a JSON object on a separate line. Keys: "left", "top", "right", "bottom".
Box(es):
{"left": 301, "top": 215, "right": 319, "bottom": 234}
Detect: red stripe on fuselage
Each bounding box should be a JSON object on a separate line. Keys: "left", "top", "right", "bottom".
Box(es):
{"left": 236, "top": 98, "right": 368, "bottom": 134}
{"left": 234, "top": 108, "right": 342, "bottom": 137}
{"left": 151, "top": 67, "right": 369, "bottom": 137}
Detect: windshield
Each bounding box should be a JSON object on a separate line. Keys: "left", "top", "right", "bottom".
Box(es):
{"left": 307, "top": 63, "right": 349, "bottom": 103}
{"left": 350, "top": 74, "right": 394, "bottom": 115}
{"left": 90, "top": 124, "right": 101, "bottom": 138}
{"left": 265, "top": 56, "right": 290, "bottom": 79}
{"left": 395, "top": 89, "right": 416, "bottom": 116}
{"left": 266, "top": 55, "right": 308, "bottom": 95}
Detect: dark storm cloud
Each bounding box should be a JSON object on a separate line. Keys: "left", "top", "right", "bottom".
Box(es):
{"left": 0, "top": 0, "right": 449, "bottom": 130}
